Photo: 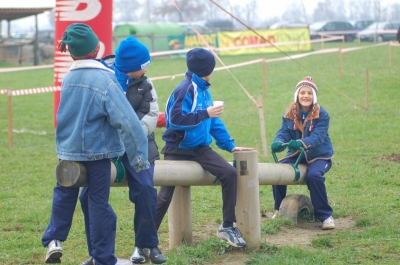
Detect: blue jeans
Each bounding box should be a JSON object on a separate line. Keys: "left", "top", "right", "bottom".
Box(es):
{"left": 272, "top": 156, "right": 333, "bottom": 222}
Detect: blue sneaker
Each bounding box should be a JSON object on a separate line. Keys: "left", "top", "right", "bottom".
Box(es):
{"left": 217, "top": 223, "right": 247, "bottom": 248}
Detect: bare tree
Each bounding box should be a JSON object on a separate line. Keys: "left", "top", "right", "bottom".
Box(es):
{"left": 312, "top": 0, "right": 336, "bottom": 21}
{"left": 203, "top": 0, "right": 231, "bottom": 21}
{"left": 388, "top": 3, "right": 400, "bottom": 20}
{"left": 226, "top": 0, "right": 258, "bottom": 29}
{"left": 154, "top": 0, "right": 206, "bottom": 22}
{"left": 348, "top": 0, "right": 374, "bottom": 19}
{"left": 281, "top": 2, "right": 304, "bottom": 23}
{"left": 312, "top": 0, "right": 351, "bottom": 22}
{"left": 332, "top": 0, "right": 347, "bottom": 20}
{"left": 113, "top": 0, "right": 142, "bottom": 23}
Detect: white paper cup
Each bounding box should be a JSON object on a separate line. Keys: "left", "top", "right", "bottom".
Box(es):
{"left": 213, "top": 101, "right": 224, "bottom": 106}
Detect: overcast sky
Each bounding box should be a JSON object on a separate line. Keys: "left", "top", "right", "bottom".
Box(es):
{"left": 0, "top": 0, "right": 398, "bottom": 34}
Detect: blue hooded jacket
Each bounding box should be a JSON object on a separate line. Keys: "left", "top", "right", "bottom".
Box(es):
{"left": 162, "top": 71, "right": 235, "bottom": 151}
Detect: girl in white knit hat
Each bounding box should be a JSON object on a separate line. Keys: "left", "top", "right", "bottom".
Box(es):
{"left": 270, "top": 76, "right": 335, "bottom": 230}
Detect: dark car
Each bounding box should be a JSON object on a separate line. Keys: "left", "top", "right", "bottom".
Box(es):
{"left": 358, "top": 21, "right": 400, "bottom": 42}
{"left": 351, "top": 20, "right": 375, "bottom": 31}
{"left": 205, "top": 20, "right": 234, "bottom": 32}
{"left": 309, "top": 21, "right": 356, "bottom": 42}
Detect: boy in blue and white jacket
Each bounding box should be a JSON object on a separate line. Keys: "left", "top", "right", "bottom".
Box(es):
{"left": 156, "top": 48, "right": 253, "bottom": 248}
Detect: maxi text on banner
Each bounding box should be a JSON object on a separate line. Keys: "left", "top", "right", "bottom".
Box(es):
{"left": 168, "top": 33, "right": 219, "bottom": 51}
{"left": 218, "top": 28, "right": 311, "bottom": 56}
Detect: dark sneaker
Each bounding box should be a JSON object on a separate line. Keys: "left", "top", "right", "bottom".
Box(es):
{"left": 217, "top": 223, "right": 247, "bottom": 248}
{"left": 45, "top": 239, "right": 63, "bottom": 263}
{"left": 130, "top": 247, "right": 146, "bottom": 264}
{"left": 143, "top": 247, "right": 167, "bottom": 264}
{"left": 80, "top": 256, "right": 94, "bottom": 265}
{"left": 92, "top": 258, "right": 131, "bottom": 265}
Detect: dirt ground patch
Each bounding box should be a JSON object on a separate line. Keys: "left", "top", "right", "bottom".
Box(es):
{"left": 204, "top": 212, "right": 355, "bottom": 265}
{"left": 265, "top": 213, "right": 354, "bottom": 247}
{"left": 377, "top": 153, "right": 400, "bottom": 162}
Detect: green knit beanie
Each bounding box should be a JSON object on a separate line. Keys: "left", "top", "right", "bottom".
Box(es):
{"left": 58, "top": 23, "right": 99, "bottom": 58}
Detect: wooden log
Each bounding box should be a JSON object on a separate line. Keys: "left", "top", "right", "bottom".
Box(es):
{"left": 56, "top": 160, "right": 306, "bottom": 187}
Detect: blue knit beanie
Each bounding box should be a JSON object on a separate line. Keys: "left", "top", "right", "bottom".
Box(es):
{"left": 186, "top": 48, "right": 216, "bottom": 77}
{"left": 115, "top": 36, "right": 151, "bottom": 73}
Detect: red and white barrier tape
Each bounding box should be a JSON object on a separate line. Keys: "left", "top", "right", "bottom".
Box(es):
{"left": 0, "top": 64, "right": 53, "bottom": 73}
{"left": 0, "top": 86, "right": 61, "bottom": 96}
{"left": 389, "top": 41, "right": 400, "bottom": 47}
{"left": 1, "top": 42, "right": 394, "bottom": 96}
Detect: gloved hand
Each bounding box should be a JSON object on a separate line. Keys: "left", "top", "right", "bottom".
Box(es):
{"left": 271, "top": 141, "right": 286, "bottom": 152}
{"left": 288, "top": 140, "right": 302, "bottom": 151}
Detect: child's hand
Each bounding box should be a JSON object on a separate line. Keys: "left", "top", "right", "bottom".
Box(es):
{"left": 232, "top": 147, "right": 254, "bottom": 152}
{"left": 207, "top": 105, "right": 224, "bottom": 118}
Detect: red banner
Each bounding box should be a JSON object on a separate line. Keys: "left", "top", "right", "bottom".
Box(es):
{"left": 53, "top": 0, "right": 113, "bottom": 126}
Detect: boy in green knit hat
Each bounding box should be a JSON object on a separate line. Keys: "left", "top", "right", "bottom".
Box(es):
{"left": 42, "top": 23, "right": 147, "bottom": 265}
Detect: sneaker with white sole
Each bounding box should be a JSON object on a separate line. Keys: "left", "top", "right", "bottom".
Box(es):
{"left": 142, "top": 247, "right": 167, "bottom": 264}
{"left": 271, "top": 210, "right": 279, "bottom": 219}
{"left": 115, "top": 259, "right": 134, "bottom": 265}
{"left": 92, "top": 258, "right": 132, "bottom": 265}
{"left": 130, "top": 247, "right": 146, "bottom": 264}
{"left": 322, "top": 216, "right": 335, "bottom": 230}
{"left": 80, "top": 256, "right": 93, "bottom": 265}
{"left": 45, "top": 239, "right": 63, "bottom": 263}
{"left": 217, "top": 223, "right": 247, "bottom": 248}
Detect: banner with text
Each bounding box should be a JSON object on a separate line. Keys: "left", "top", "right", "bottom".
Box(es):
{"left": 168, "top": 33, "right": 219, "bottom": 52}
{"left": 218, "top": 28, "right": 311, "bottom": 55}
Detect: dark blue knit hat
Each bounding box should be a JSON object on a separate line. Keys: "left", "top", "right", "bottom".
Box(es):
{"left": 186, "top": 48, "right": 216, "bottom": 77}
{"left": 115, "top": 36, "right": 151, "bottom": 73}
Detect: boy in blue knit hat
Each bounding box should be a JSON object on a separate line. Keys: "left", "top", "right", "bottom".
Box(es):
{"left": 156, "top": 47, "right": 253, "bottom": 248}
{"left": 42, "top": 24, "right": 148, "bottom": 265}
{"left": 79, "top": 36, "right": 166, "bottom": 264}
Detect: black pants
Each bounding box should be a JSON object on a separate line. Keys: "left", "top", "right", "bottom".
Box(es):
{"left": 155, "top": 147, "right": 237, "bottom": 229}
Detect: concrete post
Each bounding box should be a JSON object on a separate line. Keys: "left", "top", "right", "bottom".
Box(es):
{"left": 168, "top": 186, "right": 192, "bottom": 249}
{"left": 234, "top": 150, "right": 261, "bottom": 251}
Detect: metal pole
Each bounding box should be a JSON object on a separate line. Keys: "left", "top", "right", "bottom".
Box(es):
{"left": 7, "top": 89, "right": 13, "bottom": 148}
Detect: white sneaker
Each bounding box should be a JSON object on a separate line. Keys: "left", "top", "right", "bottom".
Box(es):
{"left": 45, "top": 239, "right": 63, "bottom": 263}
{"left": 322, "top": 216, "right": 335, "bottom": 230}
{"left": 93, "top": 258, "right": 131, "bottom": 265}
{"left": 271, "top": 210, "right": 279, "bottom": 219}
{"left": 115, "top": 258, "right": 133, "bottom": 265}
{"left": 130, "top": 247, "right": 146, "bottom": 264}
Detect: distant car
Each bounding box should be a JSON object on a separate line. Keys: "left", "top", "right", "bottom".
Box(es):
{"left": 309, "top": 21, "right": 356, "bottom": 42}
{"left": 350, "top": 20, "right": 375, "bottom": 31}
{"left": 269, "top": 22, "right": 308, "bottom": 29}
{"left": 358, "top": 21, "right": 400, "bottom": 42}
{"left": 205, "top": 20, "right": 234, "bottom": 32}
{"left": 178, "top": 23, "right": 210, "bottom": 34}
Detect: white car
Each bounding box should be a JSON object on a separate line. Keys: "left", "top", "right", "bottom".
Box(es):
{"left": 358, "top": 21, "right": 400, "bottom": 42}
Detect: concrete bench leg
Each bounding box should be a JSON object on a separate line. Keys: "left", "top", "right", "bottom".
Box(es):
{"left": 168, "top": 186, "right": 192, "bottom": 249}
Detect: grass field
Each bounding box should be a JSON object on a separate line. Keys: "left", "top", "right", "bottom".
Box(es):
{"left": 1, "top": 42, "right": 400, "bottom": 264}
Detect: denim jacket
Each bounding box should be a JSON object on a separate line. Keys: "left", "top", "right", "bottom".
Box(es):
{"left": 56, "top": 59, "right": 149, "bottom": 172}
